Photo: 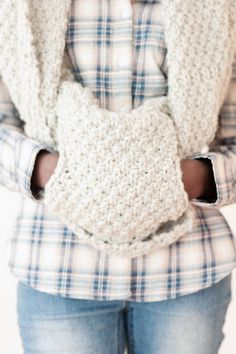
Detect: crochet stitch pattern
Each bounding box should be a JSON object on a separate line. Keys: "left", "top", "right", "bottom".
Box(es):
{"left": 0, "top": 0, "right": 235, "bottom": 256}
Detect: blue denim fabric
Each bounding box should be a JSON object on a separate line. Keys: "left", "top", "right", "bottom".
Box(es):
{"left": 16, "top": 274, "right": 232, "bottom": 354}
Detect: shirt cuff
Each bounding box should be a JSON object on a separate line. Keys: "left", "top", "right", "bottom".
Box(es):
{"left": 14, "top": 133, "right": 54, "bottom": 202}
{"left": 189, "top": 154, "right": 221, "bottom": 208}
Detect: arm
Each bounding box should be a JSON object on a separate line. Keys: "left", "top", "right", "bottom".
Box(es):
{"left": 0, "top": 69, "right": 208, "bottom": 205}
{"left": 185, "top": 47, "right": 236, "bottom": 208}
{"left": 0, "top": 73, "right": 54, "bottom": 202}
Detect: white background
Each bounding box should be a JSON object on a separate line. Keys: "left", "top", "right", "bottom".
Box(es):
{"left": 0, "top": 187, "right": 236, "bottom": 354}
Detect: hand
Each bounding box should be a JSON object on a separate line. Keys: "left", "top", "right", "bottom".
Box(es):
{"left": 180, "top": 159, "right": 217, "bottom": 201}
{"left": 31, "top": 150, "right": 59, "bottom": 193}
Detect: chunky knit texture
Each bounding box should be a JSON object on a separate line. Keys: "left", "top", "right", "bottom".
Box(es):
{"left": 45, "top": 81, "right": 193, "bottom": 256}
{"left": 0, "top": 0, "right": 235, "bottom": 256}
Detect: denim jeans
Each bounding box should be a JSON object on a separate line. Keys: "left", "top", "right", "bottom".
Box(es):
{"left": 16, "top": 274, "right": 232, "bottom": 354}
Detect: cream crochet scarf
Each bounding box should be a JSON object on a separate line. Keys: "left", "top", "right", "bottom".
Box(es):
{"left": 0, "top": 0, "right": 235, "bottom": 257}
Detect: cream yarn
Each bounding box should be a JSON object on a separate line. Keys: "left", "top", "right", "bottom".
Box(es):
{"left": 45, "top": 81, "right": 192, "bottom": 256}
{"left": 0, "top": 0, "right": 235, "bottom": 256}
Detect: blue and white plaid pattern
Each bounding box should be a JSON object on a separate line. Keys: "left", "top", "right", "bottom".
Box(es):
{"left": 0, "top": 0, "right": 236, "bottom": 301}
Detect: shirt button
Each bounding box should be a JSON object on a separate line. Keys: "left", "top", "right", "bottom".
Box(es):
{"left": 119, "top": 107, "right": 129, "bottom": 113}
{"left": 118, "top": 56, "right": 130, "bottom": 67}
{"left": 201, "top": 144, "right": 209, "bottom": 154}
{"left": 121, "top": 8, "right": 132, "bottom": 19}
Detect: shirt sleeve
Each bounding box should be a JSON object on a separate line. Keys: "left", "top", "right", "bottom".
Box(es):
{"left": 0, "top": 74, "right": 53, "bottom": 202}
{"left": 190, "top": 47, "right": 236, "bottom": 209}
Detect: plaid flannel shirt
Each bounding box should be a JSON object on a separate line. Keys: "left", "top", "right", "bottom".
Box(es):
{"left": 0, "top": 0, "right": 236, "bottom": 301}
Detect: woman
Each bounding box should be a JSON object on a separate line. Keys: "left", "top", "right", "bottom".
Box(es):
{"left": 0, "top": 1, "right": 235, "bottom": 353}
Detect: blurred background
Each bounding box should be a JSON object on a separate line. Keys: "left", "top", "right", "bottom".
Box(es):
{"left": 0, "top": 187, "right": 235, "bottom": 354}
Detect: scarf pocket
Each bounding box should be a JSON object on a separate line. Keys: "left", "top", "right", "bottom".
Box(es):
{"left": 44, "top": 81, "right": 194, "bottom": 257}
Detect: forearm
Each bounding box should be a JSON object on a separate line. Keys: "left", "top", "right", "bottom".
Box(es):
{"left": 180, "top": 158, "right": 217, "bottom": 202}
{"left": 0, "top": 126, "right": 53, "bottom": 201}
{"left": 189, "top": 145, "right": 236, "bottom": 208}
{"left": 30, "top": 150, "right": 59, "bottom": 198}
